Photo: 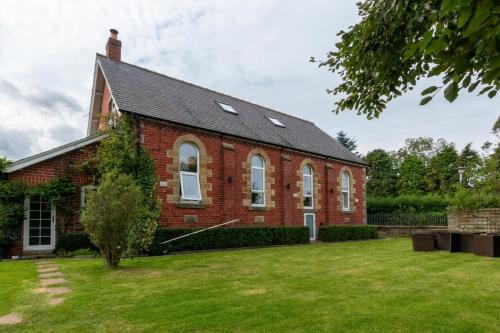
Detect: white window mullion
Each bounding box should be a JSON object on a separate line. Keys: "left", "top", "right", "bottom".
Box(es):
{"left": 179, "top": 142, "right": 202, "bottom": 202}
{"left": 251, "top": 156, "right": 265, "bottom": 207}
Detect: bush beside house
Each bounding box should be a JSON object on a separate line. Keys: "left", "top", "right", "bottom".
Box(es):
{"left": 318, "top": 225, "right": 378, "bottom": 242}
{"left": 150, "top": 226, "right": 310, "bottom": 254}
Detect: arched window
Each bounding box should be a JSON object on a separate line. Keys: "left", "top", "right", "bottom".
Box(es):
{"left": 251, "top": 155, "right": 265, "bottom": 206}
{"left": 179, "top": 142, "right": 201, "bottom": 201}
{"left": 341, "top": 171, "right": 350, "bottom": 211}
{"left": 303, "top": 164, "right": 313, "bottom": 208}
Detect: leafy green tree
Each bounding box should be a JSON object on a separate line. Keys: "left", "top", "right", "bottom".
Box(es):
{"left": 364, "top": 149, "right": 397, "bottom": 196}
{"left": 396, "top": 137, "right": 437, "bottom": 165}
{"left": 0, "top": 157, "right": 11, "bottom": 172}
{"left": 90, "top": 115, "right": 160, "bottom": 256}
{"left": 397, "top": 155, "right": 427, "bottom": 195}
{"left": 458, "top": 143, "right": 482, "bottom": 187}
{"left": 424, "top": 143, "right": 459, "bottom": 193}
{"left": 336, "top": 131, "right": 358, "bottom": 152}
{"left": 81, "top": 172, "right": 144, "bottom": 268}
{"left": 313, "top": 0, "right": 499, "bottom": 117}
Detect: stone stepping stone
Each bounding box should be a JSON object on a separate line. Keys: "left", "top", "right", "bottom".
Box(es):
{"left": 33, "top": 287, "right": 47, "bottom": 294}
{"left": 39, "top": 272, "right": 63, "bottom": 279}
{"left": 46, "top": 287, "right": 71, "bottom": 296}
{"left": 40, "top": 278, "right": 66, "bottom": 287}
{"left": 38, "top": 266, "right": 59, "bottom": 273}
{"left": 0, "top": 313, "right": 22, "bottom": 325}
{"left": 48, "top": 298, "right": 65, "bottom": 306}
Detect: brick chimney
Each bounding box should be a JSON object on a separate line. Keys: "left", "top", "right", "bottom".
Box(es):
{"left": 105, "top": 28, "right": 121, "bottom": 61}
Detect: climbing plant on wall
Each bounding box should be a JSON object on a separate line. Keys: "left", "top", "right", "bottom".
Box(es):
{"left": 88, "top": 114, "right": 160, "bottom": 256}
{"left": 0, "top": 180, "right": 26, "bottom": 258}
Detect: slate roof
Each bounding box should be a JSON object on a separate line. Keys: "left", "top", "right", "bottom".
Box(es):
{"left": 97, "top": 54, "right": 366, "bottom": 165}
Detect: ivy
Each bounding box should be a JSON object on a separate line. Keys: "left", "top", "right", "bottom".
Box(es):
{"left": 0, "top": 180, "right": 26, "bottom": 258}
{"left": 88, "top": 115, "right": 160, "bottom": 256}
{"left": 28, "top": 176, "right": 76, "bottom": 205}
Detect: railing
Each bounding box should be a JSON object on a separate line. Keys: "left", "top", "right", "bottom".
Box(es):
{"left": 367, "top": 212, "right": 448, "bottom": 226}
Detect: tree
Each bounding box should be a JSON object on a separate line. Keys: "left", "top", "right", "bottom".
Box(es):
{"left": 364, "top": 149, "right": 397, "bottom": 196}
{"left": 81, "top": 172, "right": 144, "bottom": 268}
{"left": 336, "top": 131, "right": 358, "bottom": 152}
{"left": 397, "top": 137, "right": 435, "bottom": 164}
{"left": 397, "top": 155, "right": 427, "bottom": 195}
{"left": 313, "top": 0, "right": 499, "bottom": 118}
{"left": 0, "top": 157, "right": 11, "bottom": 172}
{"left": 458, "top": 143, "right": 482, "bottom": 187}
{"left": 424, "top": 143, "right": 459, "bottom": 193}
{"left": 87, "top": 115, "right": 160, "bottom": 256}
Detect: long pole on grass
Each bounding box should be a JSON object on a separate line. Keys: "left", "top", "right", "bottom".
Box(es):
{"left": 160, "top": 219, "right": 240, "bottom": 245}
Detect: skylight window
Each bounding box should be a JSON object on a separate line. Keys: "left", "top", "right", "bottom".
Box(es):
{"left": 217, "top": 101, "right": 237, "bottom": 114}
{"left": 267, "top": 116, "right": 285, "bottom": 127}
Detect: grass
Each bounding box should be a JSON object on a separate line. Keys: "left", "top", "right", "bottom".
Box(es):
{"left": 0, "top": 260, "right": 37, "bottom": 317}
{"left": 1, "top": 238, "right": 500, "bottom": 332}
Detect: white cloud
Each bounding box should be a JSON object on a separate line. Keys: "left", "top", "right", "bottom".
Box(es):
{"left": 0, "top": 0, "right": 498, "bottom": 161}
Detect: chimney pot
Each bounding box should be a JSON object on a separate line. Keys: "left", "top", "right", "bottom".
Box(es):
{"left": 105, "top": 28, "right": 121, "bottom": 61}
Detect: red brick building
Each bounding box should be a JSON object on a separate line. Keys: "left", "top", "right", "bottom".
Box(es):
{"left": 3, "top": 30, "right": 367, "bottom": 256}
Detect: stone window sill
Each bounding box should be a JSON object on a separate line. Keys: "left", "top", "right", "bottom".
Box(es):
{"left": 249, "top": 206, "right": 270, "bottom": 211}
{"left": 176, "top": 202, "right": 205, "bottom": 209}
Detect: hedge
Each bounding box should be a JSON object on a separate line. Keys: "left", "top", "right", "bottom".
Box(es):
{"left": 367, "top": 194, "right": 448, "bottom": 213}
{"left": 447, "top": 190, "right": 500, "bottom": 212}
{"left": 150, "top": 226, "right": 310, "bottom": 255}
{"left": 55, "top": 233, "right": 97, "bottom": 252}
{"left": 318, "top": 225, "right": 377, "bottom": 242}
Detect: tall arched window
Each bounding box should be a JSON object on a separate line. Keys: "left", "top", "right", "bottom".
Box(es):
{"left": 341, "top": 171, "right": 350, "bottom": 211}
{"left": 303, "top": 164, "right": 313, "bottom": 208}
{"left": 251, "top": 155, "right": 265, "bottom": 206}
{"left": 179, "top": 142, "right": 201, "bottom": 201}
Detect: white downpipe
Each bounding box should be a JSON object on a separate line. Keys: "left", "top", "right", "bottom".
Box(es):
{"left": 160, "top": 219, "right": 240, "bottom": 245}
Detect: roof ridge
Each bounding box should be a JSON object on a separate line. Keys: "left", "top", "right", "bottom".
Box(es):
{"left": 96, "top": 53, "right": 314, "bottom": 124}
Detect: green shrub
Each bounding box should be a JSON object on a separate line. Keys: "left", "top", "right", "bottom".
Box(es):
{"left": 448, "top": 189, "right": 500, "bottom": 212}
{"left": 0, "top": 180, "right": 26, "bottom": 258}
{"left": 150, "top": 226, "right": 310, "bottom": 255}
{"left": 318, "top": 225, "right": 378, "bottom": 242}
{"left": 56, "top": 247, "right": 99, "bottom": 258}
{"left": 55, "top": 233, "right": 97, "bottom": 252}
{"left": 367, "top": 194, "right": 448, "bottom": 213}
{"left": 81, "top": 172, "right": 144, "bottom": 268}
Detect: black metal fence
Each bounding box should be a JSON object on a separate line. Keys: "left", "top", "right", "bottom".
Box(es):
{"left": 367, "top": 212, "right": 448, "bottom": 226}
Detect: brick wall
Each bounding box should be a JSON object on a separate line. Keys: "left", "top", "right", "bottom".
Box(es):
{"left": 140, "top": 117, "right": 366, "bottom": 229}
{"left": 7, "top": 116, "right": 367, "bottom": 255}
{"left": 448, "top": 209, "right": 500, "bottom": 233}
{"left": 7, "top": 146, "right": 97, "bottom": 256}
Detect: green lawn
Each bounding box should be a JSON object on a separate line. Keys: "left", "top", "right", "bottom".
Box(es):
{"left": 1, "top": 238, "right": 500, "bottom": 332}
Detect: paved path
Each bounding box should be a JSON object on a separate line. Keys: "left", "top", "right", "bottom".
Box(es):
{"left": 35, "top": 261, "right": 70, "bottom": 306}
{"left": 0, "top": 313, "right": 22, "bottom": 325}
{"left": 0, "top": 260, "right": 71, "bottom": 326}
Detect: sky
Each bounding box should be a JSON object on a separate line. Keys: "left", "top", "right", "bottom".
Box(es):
{"left": 0, "top": 0, "right": 498, "bottom": 161}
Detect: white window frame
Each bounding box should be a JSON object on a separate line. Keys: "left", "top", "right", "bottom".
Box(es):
{"left": 80, "top": 185, "right": 97, "bottom": 209}
{"left": 251, "top": 155, "right": 266, "bottom": 207}
{"left": 266, "top": 116, "right": 285, "bottom": 127}
{"left": 217, "top": 101, "right": 238, "bottom": 114}
{"left": 341, "top": 171, "right": 350, "bottom": 212}
{"left": 23, "top": 197, "right": 56, "bottom": 251}
{"left": 304, "top": 213, "right": 316, "bottom": 241}
{"left": 303, "top": 164, "right": 314, "bottom": 209}
{"left": 179, "top": 142, "right": 202, "bottom": 201}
